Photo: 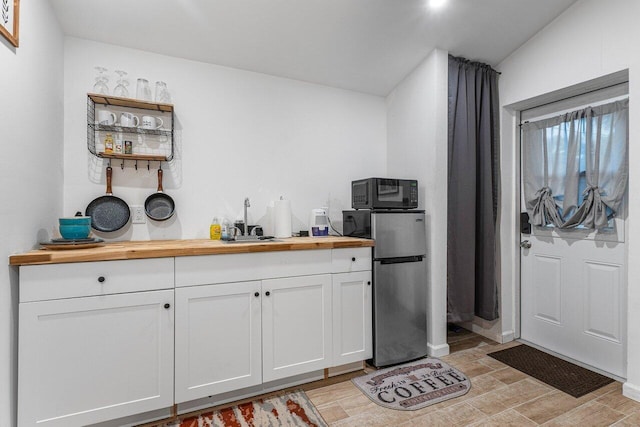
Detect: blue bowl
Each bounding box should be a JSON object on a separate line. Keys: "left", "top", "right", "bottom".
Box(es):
{"left": 59, "top": 224, "right": 91, "bottom": 239}
{"left": 59, "top": 216, "right": 92, "bottom": 226}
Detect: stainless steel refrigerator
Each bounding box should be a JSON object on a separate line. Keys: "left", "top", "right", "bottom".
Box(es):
{"left": 343, "top": 209, "right": 428, "bottom": 367}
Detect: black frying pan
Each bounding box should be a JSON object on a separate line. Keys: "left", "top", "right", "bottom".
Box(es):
{"left": 85, "top": 166, "right": 131, "bottom": 232}
{"left": 145, "top": 168, "right": 175, "bottom": 221}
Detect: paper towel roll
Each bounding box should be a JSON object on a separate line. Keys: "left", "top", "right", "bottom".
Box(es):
{"left": 274, "top": 199, "right": 292, "bottom": 238}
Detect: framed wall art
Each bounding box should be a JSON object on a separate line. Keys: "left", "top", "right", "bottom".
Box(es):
{"left": 1, "top": 0, "right": 19, "bottom": 47}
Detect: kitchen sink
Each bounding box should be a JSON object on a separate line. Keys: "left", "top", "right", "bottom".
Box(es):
{"left": 223, "top": 238, "right": 281, "bottom": 244}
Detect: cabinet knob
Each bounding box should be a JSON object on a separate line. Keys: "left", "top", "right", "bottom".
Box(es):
{"left": 352, "top": 257, "right": 356, "bottom": 262}
{"left": 164, "top": 303, "right": 171, "bottom": 309}
{"left": 97, "top": 276, "right": 105, "bottom": 283}
{"left": 265, "top": 291, "right": 271, "bottom": 296}
{"left": 254, "top": 292, "right": 260, "bottom": 297}
{"left": 367, "top": 281, "right": 371, "bottom": 286}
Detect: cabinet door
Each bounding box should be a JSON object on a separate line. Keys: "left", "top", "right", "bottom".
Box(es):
{"left": 18, "top": 290, "right": 174, "bottom": 427}
{"left": 175, "top": 281, "right": 262, "bottom": 403}
{"left": 332, "top": 271, "right": 373, "bottom": 365}
{"left": 262, "top": 275, "right": 332, "bottom": 382}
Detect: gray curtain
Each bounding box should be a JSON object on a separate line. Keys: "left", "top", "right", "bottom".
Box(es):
{"left": 522, "top": 99, "right": 629, "bottom": 229}
{"left": 447, "top": 55, "right": 500, "bottom": 323}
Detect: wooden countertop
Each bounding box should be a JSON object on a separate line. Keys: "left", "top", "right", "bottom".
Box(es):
{"left": 9, "top": 237, "right": 374, "bottom": 266}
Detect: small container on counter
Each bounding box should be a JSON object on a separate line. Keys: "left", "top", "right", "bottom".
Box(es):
{"left": 124, "top": 140, "right": 133, "bottom": 154}
{"left": 221, "top": 218, "right": 231, "bottom": 240}
{"left": 210, "top": 217, "right": 221, "bottom": 240}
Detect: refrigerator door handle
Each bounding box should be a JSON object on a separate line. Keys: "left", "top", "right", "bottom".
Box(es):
{"left": 378, "top": 255, "right": 424, "bottom": 264}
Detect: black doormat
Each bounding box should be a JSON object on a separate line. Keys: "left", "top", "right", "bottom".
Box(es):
{"left": 487, "top": 344, "right": 614, "bottom": 398}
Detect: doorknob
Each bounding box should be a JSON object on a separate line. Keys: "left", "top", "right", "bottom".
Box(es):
{"left": 520, "top": 240, "right": 532, "bottom": 249}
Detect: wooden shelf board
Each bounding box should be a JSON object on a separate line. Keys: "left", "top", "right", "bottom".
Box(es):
{"left": 89, "top": 93, "right": 173, "bottom": 112}
{"left": 97, "top": 152, "right": 168, "bottom": 162}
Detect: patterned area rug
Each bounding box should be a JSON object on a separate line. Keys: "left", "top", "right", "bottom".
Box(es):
{"left": 166, "top": 390, "right": 327, "bottom": 427}
{"left": 352, "top": 357, "right": 471, "bottom": 411}
{"left": 488, "top": 344, "right": 614, "bottom": 398}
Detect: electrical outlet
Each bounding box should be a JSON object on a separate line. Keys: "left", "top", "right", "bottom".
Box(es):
{"left": 131, "top": 205, "right": 146, "bottom": 224}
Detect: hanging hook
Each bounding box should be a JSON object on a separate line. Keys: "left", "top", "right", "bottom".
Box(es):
{"left": 147, "top": 160, "right": 150, "bottom": 171}
{"left": 108, "top": 158, "right": 112, "bottom": 168}
{"left": 134, "top": 160, "right": 138, "bottom": 171}
{"left": 159, "top": 160, "right": 162, "bottom": 171}
{"left": 121, "top": 160, "right": 124, "bottom": 170}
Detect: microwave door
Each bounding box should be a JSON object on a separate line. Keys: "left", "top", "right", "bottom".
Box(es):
{"left": 371, "top": 212, "right": 426, "bottom": 259}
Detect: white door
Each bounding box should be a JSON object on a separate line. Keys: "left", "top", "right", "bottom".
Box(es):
{"left": 519, "top": 94, "right": 628, "bottom": 379}
{"left": 332, "top": 271, "right": 373, "bottom": 365}
{"left": 174, "top": 281, "right": 262, "bottom": 403}
{"left": 18, "top": 290, "right": 174, "bottom": 427}
{"left": 262, "top": 274, "right": 332, "bottom": 382}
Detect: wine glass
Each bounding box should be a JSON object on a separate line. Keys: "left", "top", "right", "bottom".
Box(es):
{"left": 113, "top": 70, "right": 129, "bottom": 98}
{"left": 93, "top": 66, "right": 110, "bottom": 95}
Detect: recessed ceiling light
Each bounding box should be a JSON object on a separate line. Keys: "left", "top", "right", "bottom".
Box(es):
{"left": 429, "top": 0, "right": 447, "bottom": 9}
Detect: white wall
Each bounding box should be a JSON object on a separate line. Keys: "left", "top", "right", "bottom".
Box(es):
{"left": 0, "top": 2, "right": 65, "bottom": 425}
{"left": 386, "top": 48, "right": 449, "bottom": 356}
{"left": 497, "top": 0, "right": 640, "bottom": 399}
{"left": 63, "top": 38, "right": 387, "bottom": 240}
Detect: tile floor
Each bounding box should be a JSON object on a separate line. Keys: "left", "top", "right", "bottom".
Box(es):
{"left": 305, "top": 329, "right": 640, "bottom": 426}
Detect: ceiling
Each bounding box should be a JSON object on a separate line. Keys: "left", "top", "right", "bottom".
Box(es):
{"left": 50, "top": 0, "right": 578, "bottom": 96}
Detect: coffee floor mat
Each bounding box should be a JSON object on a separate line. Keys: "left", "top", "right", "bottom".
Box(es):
{"left": 488, "top": 344, "right": 614, "bottom": 398}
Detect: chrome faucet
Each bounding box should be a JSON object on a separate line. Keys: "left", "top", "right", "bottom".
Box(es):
{"left": 243, "top": 197, "right": 250, "bottom": 236}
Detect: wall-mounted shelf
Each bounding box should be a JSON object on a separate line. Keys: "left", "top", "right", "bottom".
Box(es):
{"left": 87, "top": 94, "right": 175, "bottom": 162}
{"left": 88, "top": 93, "right": 173, "bottom": 113}
{"left": 97, "top": 153, "right": 168, "bottom": 162}
{"left": 88, "top": 123, "right": 172, "bottom": 137}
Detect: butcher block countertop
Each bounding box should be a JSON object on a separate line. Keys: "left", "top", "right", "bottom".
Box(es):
{"left": 9, "top": 237, "right": 374, "bottom": 266}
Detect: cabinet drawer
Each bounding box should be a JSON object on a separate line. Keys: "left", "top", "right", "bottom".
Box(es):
{"left": 20, "top": 258, "right": 174, "bottom": 302}
{"left": 175, "top": 250, "right": 332, "bottom": 287}
{"left": 332, "top": 248, "right": 372, "bottom": 273}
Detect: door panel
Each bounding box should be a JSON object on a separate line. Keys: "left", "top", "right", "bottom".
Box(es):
{"left": 371, "top": 212, "right": 426, "bottom": 258}
{"left": 262, "top": 275, "right": 332, "bottom": 382}
{"left": 174, "top": 281, "right": 262, "bottom": 403}
{"left": 332, "top": 271, "right": 372, "bottom": 365}
{"left": 583, "top": 261, "right": 622, "bottom": 343}
{"left": 532, "top": 254, "right": 562, "bottom": 324}
{"left": 372, "top": 259, "right": 428, "bottom": 367}
{"left": 18, "top": 290, "right": 174, "bottom": 427}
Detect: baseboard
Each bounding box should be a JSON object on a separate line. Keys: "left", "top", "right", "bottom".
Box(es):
{"left": 623, "top": 382, "right": 640, "bottom": 402}
{"left": 327, "top": 361, "right": 364, "bottom": 377}
{"left": 428, "top": 342, "right": 450, "bottom": 358}
{"left": 459, "top": 320, "right": 507, "bottom": 344}
{"left": 501, "top": 330, "right": 515, "bottom": 343}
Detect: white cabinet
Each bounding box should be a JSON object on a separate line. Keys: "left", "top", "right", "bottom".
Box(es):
{"left": 176, "top": 274, "right": 333, "bottom": 401}
{"left": 175, "top": 281, "right": 262, "bottom": 403}
{"left": 16, "top": 245, "right": 372, "bottom": 425}
{"left": 18, "top": 290, "right": 174, "bottom": 427}
{"left": 262, "top": 275, "right": 333, "bottom": 382}
{"left": 332, "top": 271, "right": 373, "bottom": 365}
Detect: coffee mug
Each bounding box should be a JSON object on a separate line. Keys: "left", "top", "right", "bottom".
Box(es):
{"left": 120, "top": 112, "right": 139, "bottom": 128}
{"left": 141, "top": 115, "right": 164, "bottom": 130}
{"left": 97, "top": 110, "right": 116, "bottom": 126}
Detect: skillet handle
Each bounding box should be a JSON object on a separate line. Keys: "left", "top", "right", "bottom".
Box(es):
{"left": 106, "top": 166, "right": 113, "bottom": 195}
{"left": 157, "top": 168, "right": 164, "bottom": 193}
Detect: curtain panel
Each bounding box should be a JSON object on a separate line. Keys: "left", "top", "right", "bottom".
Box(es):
{"left": 447, "top": 55, "right": 500, "bottom": 323}
{"left": 522, "top": 99, "right": 629, "bottom": 229}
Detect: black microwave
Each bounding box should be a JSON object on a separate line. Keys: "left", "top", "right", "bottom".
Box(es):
{"left": 351, "top": 178, "right": 418, "bottom": 209}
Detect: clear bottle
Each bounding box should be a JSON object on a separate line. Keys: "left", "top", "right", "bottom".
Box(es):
{"left": 221, "top": 218, "right": 231, "bottom": 240}
{"left": 210, "top": 217, "right": 221, "bottom": 240}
